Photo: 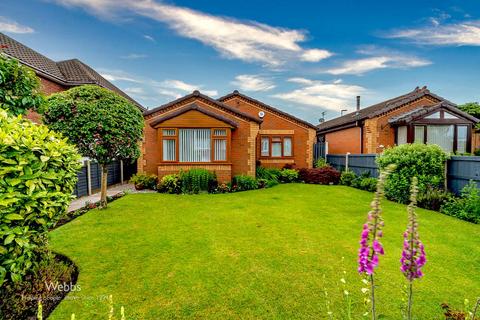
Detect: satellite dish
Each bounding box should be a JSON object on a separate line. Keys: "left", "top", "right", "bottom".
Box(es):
{"left": 258, "top": 111, "right": 265, "bottom": 118}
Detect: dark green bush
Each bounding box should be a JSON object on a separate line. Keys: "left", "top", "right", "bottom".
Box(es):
{"left": 441, "top": 181, "right": 480, "bottom": 223}
{"left": 256, "top": 166, "right": 281, "bottom": 182}
{"left": 232, "top": 175, "right": 258, "bottom": 191}
{"left": 180, "top": 168, "right": 217, "bottom": 194}
{"left": 377, "top": 144, "right": 448, "bottom": 204}
{"left": 340, "top": 171, "right": 356, "bottom": 186}
{"left": 130, "top": 173, "right": 158, "bottom": 190}
{"left": 358, "top": 177, "right": 378, "bottom": 192}
{"left": 474, "top": 149, "right": 480, "bottom": 156}
{"left": 0, "top": 109, "right": 80, "bottom": 285}
{"left": 157, "top": 174, "right": 182, "bottom": 194}
{"left": 417, "top": 187, "right": 450, "bottom": 211}
{"left": 278, "top": 169, "right": 299, "bottom": 183}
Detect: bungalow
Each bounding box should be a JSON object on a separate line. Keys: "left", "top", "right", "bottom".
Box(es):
{"left": 140, "top": 90, "right": 317, "bottom": 182}
{"left": 317, "top": 86, "right": 480, "bottom": 154}
{"left": 0, "top": 32, "right": 144, "bottom": 121}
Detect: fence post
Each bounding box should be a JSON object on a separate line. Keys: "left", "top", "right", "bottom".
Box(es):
{"left": 324, "top": 142, "right": 329, "bottom": 161}
{"left": 345, "top": 152, "right": 350, "bottom": 172}
{"left": 86, "top": 159, "right": 92, "bottom": 196}
{"left": 444, "top": 160, "right": 448, "bottom": 191}
{"left": 120, "top": 160, "right": 124, "bottom": 184}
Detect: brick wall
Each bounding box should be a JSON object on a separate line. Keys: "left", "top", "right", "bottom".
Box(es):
{"left": 325, "top": 127, "right": 362, "bottom": 154}
{"left": 24, "top": 76, "right": 67, "bottom": 123}
{"left": 222, "top": 97, "right": 316, "bottom": 169}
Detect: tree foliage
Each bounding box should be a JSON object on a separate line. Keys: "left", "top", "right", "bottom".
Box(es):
{"left": 458, "top": 102, "right": 480, "bottom": 120}
{"left": 377, "top": 143, "right": 448, "bottom": 204}
{"left": 0, "top": 54, "right": 44, "bottom": 116}
{"left": 43, "top": 85, "right": 144, "bottom": 206}
{"left": 0, "top": 108, "right": 81, "bottom": 285}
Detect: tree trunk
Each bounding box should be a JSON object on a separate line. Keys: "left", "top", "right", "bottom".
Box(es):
{"left": 100, "top": 164, "right": 108, "bottom": 208}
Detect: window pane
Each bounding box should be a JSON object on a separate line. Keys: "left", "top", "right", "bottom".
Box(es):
{"left": 397, "top": 126, "right": 407, "bottom": 145}
{"left": 179, "top": 129, "right": 211, "bottom": 162}
{"left": 214, "top": 139, "right": 227, "bottom": 161}
{"left": 426, "top": 125, "right": 454, "bottom": 153}
{"left": 163, "top": 129, "right": 176, "bottom": 136}
{"left": 425, "top": 112, "right": 440, "bottom": 119}
{"left": 214, "top": 129, "right": 227, "bottom": 136}
{"left": 457, "top": 125, "right": 468, "bottom": 153}
{"left": 443, "top": 112, "right": 459, "bottom": 119}
{"left": 272, "top": 142, "right": 282, "bottom": 157}
{"left": 283, "top": 137, "right": 292, "bottom": 156}
{"left": 163, "top": 139, "right": 176, "bottom": 161}
{"left": 414, "top": 126, "right": 424, "bottom": 143}
{"left": 261, "top": 137, "right": 269, "bottom": 156}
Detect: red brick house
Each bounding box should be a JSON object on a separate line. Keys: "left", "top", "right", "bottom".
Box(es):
{"left": 317, "top": 86, "right": 480, "bottom": 154}
{"left": 0, "top": 32, "right": 144, "bottom": 121}
{"left": 140, "top": 90, "right": 317, "bottom": 182}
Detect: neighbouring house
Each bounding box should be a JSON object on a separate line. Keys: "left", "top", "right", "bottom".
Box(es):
{"left": 140, "top": 90, "right": 317, "bottom": 182}
{"left": 317, "top": 86, "right": 480, "bottom": 154}
{"left": 0, "top": 32, "right": 144, "bottom": 122}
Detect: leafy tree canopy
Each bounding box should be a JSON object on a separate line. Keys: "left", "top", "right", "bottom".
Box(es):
{"left": 0, "top": 54, "right": 44, "bottom": 116}
{"left": 43, "top": 85, "right": 144, "bottom": 165}
{"left": 458, "top": 102, "right": 480, "bottom": 120}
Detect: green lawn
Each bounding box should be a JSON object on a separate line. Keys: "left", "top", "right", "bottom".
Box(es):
{"left": 49, "top": 184, "right": 480, "bottom": 319}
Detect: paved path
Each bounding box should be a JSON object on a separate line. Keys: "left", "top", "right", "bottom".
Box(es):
{"left": 68, "top": 183, "right": 136, "bottom": 212}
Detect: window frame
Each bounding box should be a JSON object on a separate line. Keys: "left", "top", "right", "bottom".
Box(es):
{"left": 160, "top": 127, "right": 230, "bottom": 163}
{"left": 259, "top": 135, "right": 294, "bottom": 158}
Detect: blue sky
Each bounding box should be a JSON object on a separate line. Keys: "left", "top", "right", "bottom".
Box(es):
{"left": 1, "top": 0, "right": 479, "bottom": 123}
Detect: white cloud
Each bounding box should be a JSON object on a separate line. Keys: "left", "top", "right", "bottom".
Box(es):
{"left": 159, "top": 79, "right": 218, "bottom": 96}
{"left": 386, "top": 19, "right": 480, "bottom": 46}
{"left": 323, "top": 47, "right": 431, "bottom": 75}
{"left": 0, "top": 17, "right": 34, "bottom": 34}
{"left": 232, "top": 75, "right": 275, "bottom": 92}
{"left": 98, "top": 69, "right": 141, "bottom": 83}
{"left": 143, "top": 34, "right": 155, "bottom": 42}
{"left": 273, "top": 78, "right": 366, "bottom": 112}
{"left": 124, "top": 87, "right": 145, "bottom": 94}
{"left": 157, "top": 89, "right": 182, "bottom": 99}
{"left": 121, "top": 53, "right": 148, "bottom": 59}
{"left": 300, "top": 49, "right": 333, "bottom": 62}
{"left": 50, "top": 0, "right": 332, "bottom": 67}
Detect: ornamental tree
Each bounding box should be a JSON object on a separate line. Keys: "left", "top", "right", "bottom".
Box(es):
{"left": 0, "top": 108, "right": 80, "bottom": 285}
{"left": 458, "top": 102, "right": 480, "bottom": 120}
{"left": 0, "top": 54, "right": 44, "bottom": 116}
{"left": 43, "top": 85, "right": 144, "bottom": 207}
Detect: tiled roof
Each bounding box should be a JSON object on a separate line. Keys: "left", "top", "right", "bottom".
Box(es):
{"left": 144, "top": 90, "right": 263, "bottom": 123}
{"left": 218, "top": 90, "right": 318, "bottom": 130}
{"left": 317, "top": 86, "right": 449, "bottom": 133}
{"left": 388, "top": 101, "right": 480, "bottom": 125}
{"left": 0, "top": 32, "right": 144, "bottom": 110}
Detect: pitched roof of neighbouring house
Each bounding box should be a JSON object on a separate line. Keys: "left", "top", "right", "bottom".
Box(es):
{"left": 388, "top": 101, "right": 480, "bottom": 125}
{"left": 218, "top": 90, "right": 318, "bottom": 130}
{"left": 0, "top": 32, "right": 144, "bottom": 110}
{"left": 149, "top": 103, "right": 239, "bottom": 128}
{"left": 317, "top": 86, "right": 450, "bottom": 133}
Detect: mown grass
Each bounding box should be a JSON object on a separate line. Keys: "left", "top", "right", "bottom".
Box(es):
{"left": 49, "top": 184, "right": 480, "bottom": 319}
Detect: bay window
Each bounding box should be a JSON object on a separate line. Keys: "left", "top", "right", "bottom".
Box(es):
{"left": 161, "top": 128, "right": 228, "bottom": 162}
{"left": 260, "top": 135, "right": 294, "bottom": 157}
{"left": 412, "top": 124, "right": 470, "bottom": 154}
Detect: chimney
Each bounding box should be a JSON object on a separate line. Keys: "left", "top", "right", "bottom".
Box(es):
{"left": 356, "top": 96, "right": 361, "bottom": 111}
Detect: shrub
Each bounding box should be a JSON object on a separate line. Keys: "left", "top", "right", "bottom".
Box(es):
{"left": 232, "top": 175, "right": 258, "bottom": 191}
{"left": 441, "top": 181, "right": 480, "bottom": 223}
{"left": 298, "top": 167, "right": 341, "bottom": 185}
{"left": 314, "top": 158, "right": 330, "bottom": 168}
{"left": 130, "top": 173, "right": 158, "bottom": 190}
{"left": 180, "top": 168, "right": 217, "bottom": 194}
{"left": 474, "top": 149, "right": 480, "bottom": 156}
{"left": 278, "top": 169, "right": 299, "bottom": 183}
{"left": 358, "top": 177, "right": 378, "bottom": 192}
{"left": 0, "top": 54, "right": 44, "bottom": 116}
{"left": 0, "top": 109, "right": 81, "bottom": 285}
{"left": 256, "top": 166, "right": 281, "bottom": 182}
{"left": 340, "top": 171, "right": 357, "bottom": 186}
{"left": 157, "top": 174, "right": 182, "bottom": 194}
{"left": 417, "top": 187, "right": 450, "bottom": 211}
{"left": 377, "top": 144, "right": 448, "bottom": 204}
{"left": 212, "top": 183, "right": 231, "bottom": 194}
